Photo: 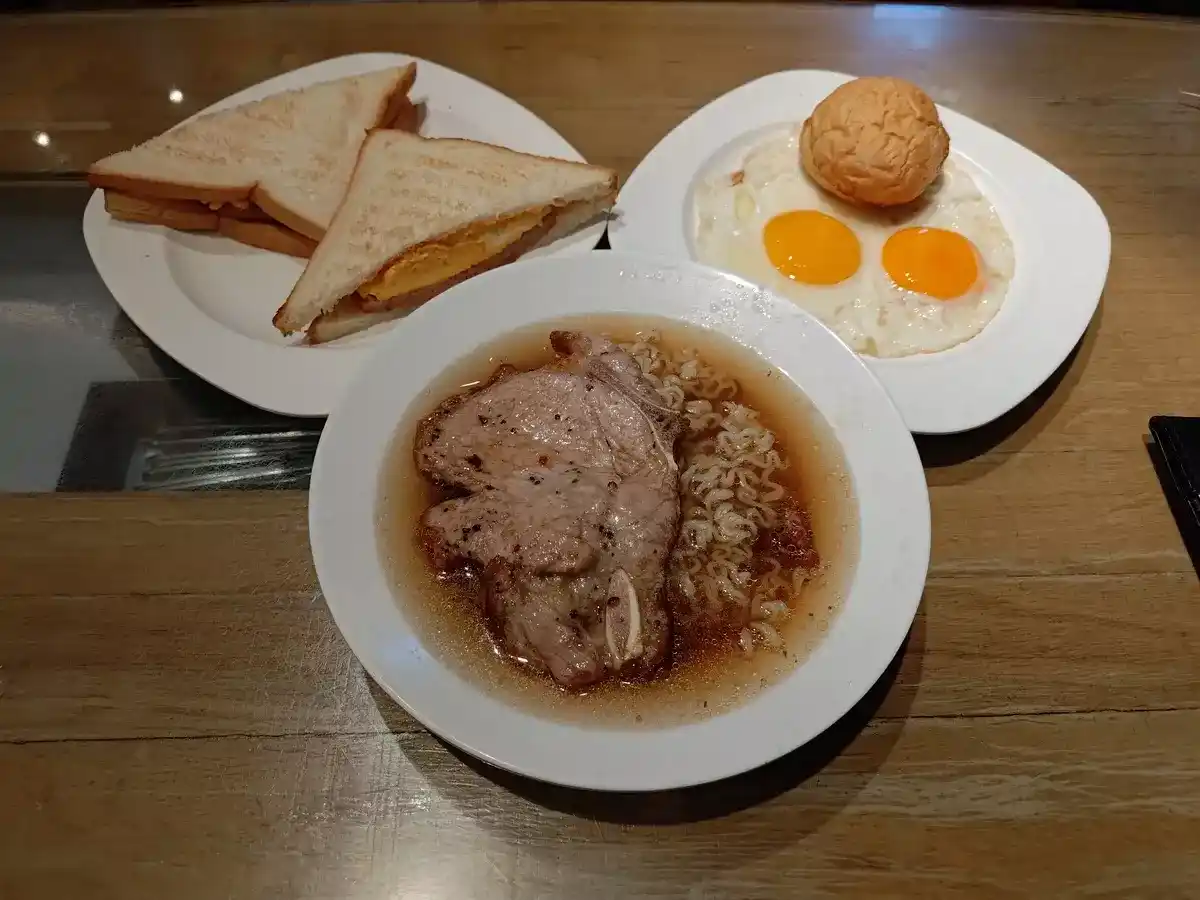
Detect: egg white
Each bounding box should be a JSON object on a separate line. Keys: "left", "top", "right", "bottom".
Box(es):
{"left": 691, "top": 126, "right": 1015, "bottom": 358}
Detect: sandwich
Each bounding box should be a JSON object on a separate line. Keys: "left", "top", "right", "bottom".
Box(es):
{"left": 272, "top": 131, "right": 618, "bottom": 341}
{"left": 88, "top": 64, "right": 418, "bottom": 258}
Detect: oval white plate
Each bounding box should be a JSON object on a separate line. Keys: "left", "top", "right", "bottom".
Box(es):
{"left": 82, "top": 53, "right": 607, "bottom": 417}
{"left": 610, "top": 70, "right": 1111, "bottom": 435}
{"left": 310, "top": 251, "right": 930, "bottom": 791}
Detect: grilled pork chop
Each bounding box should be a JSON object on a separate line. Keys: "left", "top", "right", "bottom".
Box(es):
{"left": 415, "top": 331, "right": 685, "bottom": 688}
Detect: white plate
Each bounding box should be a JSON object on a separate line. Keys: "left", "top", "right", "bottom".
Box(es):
{"left": 82, "top": 53, "right": 607, "bottom": 417}
{"left": 610, "top": 70, "right": 1111, "bottom": 434}
{"left": 310, "top": 251, "right": 929, "bottom": 791}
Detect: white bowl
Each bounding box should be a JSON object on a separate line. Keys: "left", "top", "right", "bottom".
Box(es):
{"left": 310, "top": 251, "right": 929, "bottom": 791}
{"left": 610, "top": 69, "right": 1111, "bottom": 434}
{"left": 82, "top": 53, "right": 606, "bottom": 416}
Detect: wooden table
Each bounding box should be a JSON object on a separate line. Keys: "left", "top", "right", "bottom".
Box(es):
{"left": 3, "top": 2, "right": 1200, "bottom": 896}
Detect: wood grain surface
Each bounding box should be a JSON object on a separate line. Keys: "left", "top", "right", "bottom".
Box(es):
{"left": 2, "top": 2, "right": 1200, "bottom": 898}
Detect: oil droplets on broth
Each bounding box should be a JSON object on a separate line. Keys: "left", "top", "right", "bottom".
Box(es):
{"left": 377, "top": 315, "right": 859, "bottom": 727}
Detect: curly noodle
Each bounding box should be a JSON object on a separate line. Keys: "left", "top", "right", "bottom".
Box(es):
{"left": 620, "top": 333, "right": 816, "bottom": 654}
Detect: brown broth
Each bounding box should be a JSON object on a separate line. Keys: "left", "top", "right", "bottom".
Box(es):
{"left": 377, "top": 315, "right": 858, "bottom": 727}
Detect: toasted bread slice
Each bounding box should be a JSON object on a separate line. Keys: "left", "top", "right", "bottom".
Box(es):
{"left": 104, "top": 191, "right": 219, "bottom": 231}
{"left": 216, "top": 202, "right": 271, "bottom": 222}
{"left": 305, "top": 191, "right": 610, "bottom": 343}
{"left": 105, "top": 190, "right": 315, "bottom": 259}
{"left": 216, "top": 218, "right": 318, "bottom": 258}
{"left": 308, "top": 208, "right": 558, "bottom": 343}
{"left": 274, "top": 131, "right": 617, "bottom": 335}
{"left": 356, "top": 205, "right": 551, "bottom": 310}
{"left": 306, "top": 298, "right": 397, "bottom": 344}
{"left": 89, "top": 64, "right": 416, "bottom": 240}
{"left": 389, "top": 98, "right": 425, "bottom": 134}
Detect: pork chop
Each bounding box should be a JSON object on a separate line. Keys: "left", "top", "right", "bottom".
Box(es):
{"left": 415, "top": 331, "right": 685, "bottom": 688}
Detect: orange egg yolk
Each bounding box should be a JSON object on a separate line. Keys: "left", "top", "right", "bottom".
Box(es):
{"left": 763, "top": 210, "right": 861, "bottom": 286}
{"left": 882, "top": 227, "right": 980, "bottom": 300}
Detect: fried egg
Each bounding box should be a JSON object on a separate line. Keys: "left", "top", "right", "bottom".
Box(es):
{"left": 692, "top": 126, "right": 1015, "bottom": 357}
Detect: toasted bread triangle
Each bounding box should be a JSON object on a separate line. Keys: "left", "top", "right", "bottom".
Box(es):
{"left": 305, "top": 192, "right": 612, "bottom": 343}
{"left": 88, "top": 64, "right": 415, "bottom": 239}
{"left": 273, "top": 131, "right": 617, "bottom": 334}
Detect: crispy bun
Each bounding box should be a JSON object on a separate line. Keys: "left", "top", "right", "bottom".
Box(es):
{"left": 801, "top": 76, "right": 950, "bottom": 207}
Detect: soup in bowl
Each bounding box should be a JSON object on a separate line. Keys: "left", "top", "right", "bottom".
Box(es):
{"left": 310, "top": 252, "right": 928, "bottom": 790}
{"left": 380, "top": 316, "right": 858, "bottom": 725}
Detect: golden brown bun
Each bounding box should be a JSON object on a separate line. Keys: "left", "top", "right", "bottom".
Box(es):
{"left": 800, "top": 76, "right": 949, "bottom": 207}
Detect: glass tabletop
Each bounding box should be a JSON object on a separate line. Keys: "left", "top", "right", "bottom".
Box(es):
{"left": 2, "top": 0, "right": 1193, "bottom": 491}
{"left": 0, "top": 183, "right": 319, "bottom": 491}
{"left": 0, "top": 181, "right": 616, "bottom": 493}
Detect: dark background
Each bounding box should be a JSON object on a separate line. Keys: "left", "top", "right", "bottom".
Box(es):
{"left": 4, "top": 0, "right": 1199, "bottom": 15}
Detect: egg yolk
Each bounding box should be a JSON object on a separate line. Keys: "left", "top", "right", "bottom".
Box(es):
{"left": 883, "top": 227, "right": 979, "bottom": 300}
{"left": 763, "top": 210, "right": 861, "bottom": 286}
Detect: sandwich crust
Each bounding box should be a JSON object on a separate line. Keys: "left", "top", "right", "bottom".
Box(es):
{"left": 88, "top": 63, "right": 417, "bottom": 240}
{"left": 272, "top": 130, "right": 618, "bottom": 336}
{"left": 91, "top": 174, "right": 250, "bottom": 207}
{"left": 306, "top": 207, "right": 559, "bottom": 343}
{"left": 216, "top": 218, "right": 318, "bottom": 258}
{"left": 252, "top": 64, "right": 418, "bottom": 241}
{"left": 103, "top": 191, "right": 219, "bottom": 231}
{"left": 252, "top": 186, "right": 326, "bottom": 242}
{"left": 304, "top": 192, "right": 611, "bottom": 344}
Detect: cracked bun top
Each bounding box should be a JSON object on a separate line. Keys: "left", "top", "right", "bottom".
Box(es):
{"left": 800, "top": 76, "right": 950, "bottom": 207}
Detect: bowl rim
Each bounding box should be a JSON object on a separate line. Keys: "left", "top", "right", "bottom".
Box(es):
{"left": 309, "top": 250, "right": 930, "bottom": 791}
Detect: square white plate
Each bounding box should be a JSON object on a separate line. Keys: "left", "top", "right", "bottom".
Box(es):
{"left": 610, "top": 70, "right": 1111, "bottom": 434}
{"left": 82, "top": 53, "right": 607, "bottom": 417}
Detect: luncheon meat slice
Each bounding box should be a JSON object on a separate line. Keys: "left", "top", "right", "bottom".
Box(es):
{"left": 415, "top": 331, "right": 685, "bottom": 688}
